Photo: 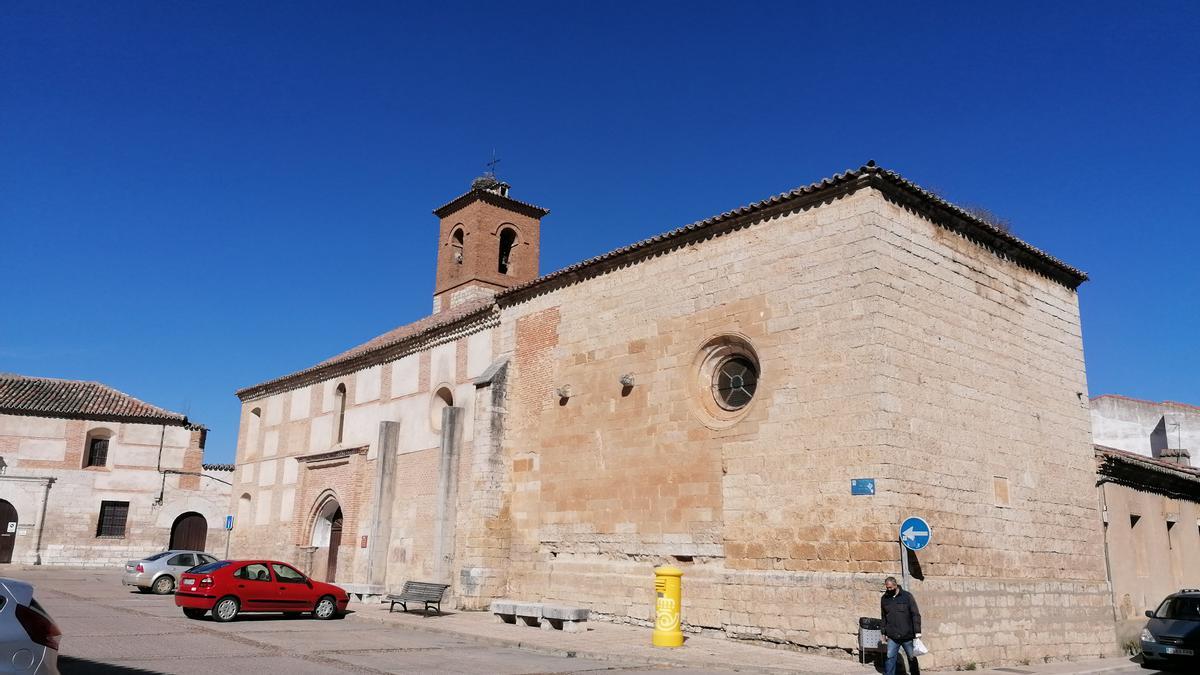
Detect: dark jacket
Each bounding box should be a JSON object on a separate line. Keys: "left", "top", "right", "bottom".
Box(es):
{"left": 881, "top": 587, "right": 922, "bottom": 641}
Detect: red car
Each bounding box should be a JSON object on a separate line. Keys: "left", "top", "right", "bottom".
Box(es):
{"left": 175, "top": 560, "right": 349, "bottom": 622}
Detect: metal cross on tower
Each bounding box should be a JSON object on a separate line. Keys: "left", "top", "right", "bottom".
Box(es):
{"left": 486, "top": 150, "right": 501, "bottom": 176}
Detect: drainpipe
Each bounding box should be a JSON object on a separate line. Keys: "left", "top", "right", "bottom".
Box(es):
{"left": 155, "top": 424, "right": 166, "bottom": 505}
{"left": 1097, "top": 479, "right": 1118, "bottom": 621}
{"left": 33, "top": 478, "right": 54, "bottom": 566}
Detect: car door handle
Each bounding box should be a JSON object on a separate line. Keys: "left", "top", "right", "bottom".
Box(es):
{"left": 237, "top": 584, "right": 246, "bottom": 588}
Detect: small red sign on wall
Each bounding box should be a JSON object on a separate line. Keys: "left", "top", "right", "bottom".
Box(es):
{"left": 360, "top": 535, "right": 368, "bottom": 548}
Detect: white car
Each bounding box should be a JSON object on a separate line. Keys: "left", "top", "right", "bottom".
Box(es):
{"left": 0, "top": 577, "right": 59, "bottom": 675}
{"left": 122, "top": 550, "right": 219, "bottom": 594}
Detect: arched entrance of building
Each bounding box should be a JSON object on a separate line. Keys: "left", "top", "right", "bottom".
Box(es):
{"left": 0, "top": 500, "right": 16, "bottom": 564}
{"left": 169, "top": 512, "right": 208, "bottom": 552}
{"left": 311, "top": 499, "right": 343, "bottom": 582}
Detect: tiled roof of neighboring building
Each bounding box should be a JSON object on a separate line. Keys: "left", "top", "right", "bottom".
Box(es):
{"left": 0, "top": 374, "right": 192, "bottom": 426}
{"left": 498, "top": 161, "right": 1088, "bottom": 305}
{"left": 236, "top": 297, "right": 497, "bottom": 400}
{"left": 1095, "top": 444, "right": 1200, "bottom": 501}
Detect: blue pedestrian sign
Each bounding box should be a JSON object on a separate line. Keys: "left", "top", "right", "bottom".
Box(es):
{"left": 224, "top": 515, "right": 234, "bottom": 531}
{"left": 899, "top": 516, "right": 931, "bottom": 551}
{"left": 850, "top": 478, "right": 876, "bottom": 496}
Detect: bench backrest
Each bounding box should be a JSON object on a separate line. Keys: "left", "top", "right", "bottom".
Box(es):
{"left": 399, "top": 580, "right": 449, "bottom": 601}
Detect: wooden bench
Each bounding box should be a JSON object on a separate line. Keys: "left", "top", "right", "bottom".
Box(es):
{"left": 386, "top": 581, "right": 450, "bottom": 617}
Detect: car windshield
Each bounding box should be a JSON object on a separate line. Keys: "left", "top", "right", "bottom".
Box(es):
{"left": 1154, "top": 596, "right": 1200, "bottom": 621}
{"left": 189, "top": 561, "right": 231, "bottom": 574}
{"left": 143, "top": 551, "right": 172, "bottom": 561}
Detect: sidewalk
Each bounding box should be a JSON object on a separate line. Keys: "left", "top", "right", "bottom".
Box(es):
{"left": 926, "top": 656, "right": 1139, "bottom": 675}
{"left": 349, "top": 602, "right": 865, "bottom": 674}
{"left": 347, "top": 602, "right": 1140, "bottom": 675}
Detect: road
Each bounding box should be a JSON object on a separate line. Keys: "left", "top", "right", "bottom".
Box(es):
{"left": 17, "top": 568, "right": 735, "bottom": 675}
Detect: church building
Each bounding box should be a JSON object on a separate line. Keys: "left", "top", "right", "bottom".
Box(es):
{"left": 231, "top": 164, "right": 1117, "bottom": 668}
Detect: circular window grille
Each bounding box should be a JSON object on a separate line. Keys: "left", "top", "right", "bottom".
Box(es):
{"left": 712, "top": 356, "right": 758, "bottom": 410}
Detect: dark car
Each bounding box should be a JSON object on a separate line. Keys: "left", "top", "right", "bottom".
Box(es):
{"left": 1141, "top": 589, "right": 1200, "bottom": 670}
{"left": 175, "top": 559, "right": 348, "bottom": 622}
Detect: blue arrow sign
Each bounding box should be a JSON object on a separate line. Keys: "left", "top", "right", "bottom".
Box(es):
{"left": 900, "top": 516, "right": 931, "bottom": 551}
{"left": 224, "top": 515, "right": 234, "bottom": 531}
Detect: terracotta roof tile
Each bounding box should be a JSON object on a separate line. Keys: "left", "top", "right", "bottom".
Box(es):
{"left": 236, "top": 297, "right": 497, "bottom": 399}
{"left": 432, "top": 188, "right": 549, "bottom": 220}
{"left": 0, "top": 374, "right": 191, "bottom": 425}
{"left": 1095, "top": 444, "right": 1200, "bottom": 480}
{"left": 498, "top": 162, "right": 1088, "bottom": 304}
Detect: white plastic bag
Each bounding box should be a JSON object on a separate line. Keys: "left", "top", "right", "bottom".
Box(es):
{"left": 912, "top": 637, "right": 929, "bottom": 657}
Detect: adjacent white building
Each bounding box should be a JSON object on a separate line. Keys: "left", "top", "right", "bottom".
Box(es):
{"left": 0, "top": 374, "right": 232, "bottom": 566}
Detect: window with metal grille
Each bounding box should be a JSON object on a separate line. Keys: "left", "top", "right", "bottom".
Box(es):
{"left": 96, "top": 501, "right": 129, "bottom": 537}
{"left": 85, "top": 437, "right": 109, "bottom": 468}
{"left": 712, "top": 356, "right": 758, "bottom": 410}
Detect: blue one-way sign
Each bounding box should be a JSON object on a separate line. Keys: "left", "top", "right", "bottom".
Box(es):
{"left": 225, "top": 515, "right": 234, "bottom": 531}
{"left": 899, "top": 516, "right": 931, "bottom": 551}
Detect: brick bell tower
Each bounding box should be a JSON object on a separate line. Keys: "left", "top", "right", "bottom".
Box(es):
{"left": 431, "top": 172, "right": 549, "bottom": 313}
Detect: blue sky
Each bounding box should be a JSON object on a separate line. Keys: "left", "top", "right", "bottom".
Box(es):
{"left": 2, "top": 1, "right": 1197, "bottom": 463}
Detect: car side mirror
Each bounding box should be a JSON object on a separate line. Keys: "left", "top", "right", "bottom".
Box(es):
{"left": 1145, "top": 610, "right": 1155, "bottom": 618}
{"left": 306, "top": 579, "right": 313, "bottom": 588}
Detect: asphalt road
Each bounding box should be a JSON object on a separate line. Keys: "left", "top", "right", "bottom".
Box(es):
{"left": 16, "top": 568, "right": 736, "bottom": 675}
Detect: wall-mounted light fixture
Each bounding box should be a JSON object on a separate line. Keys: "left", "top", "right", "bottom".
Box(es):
{"left": 555, "top": 385, "right": 573, "bottom": 400}
{"left": 619, "top": 373, "right": 635, "bottom": 387}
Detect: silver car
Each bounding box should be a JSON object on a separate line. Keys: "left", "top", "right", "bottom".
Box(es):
{"left": 122, "top": 550, "right": 220, "bottom": 595}
{"left": 0, "top": 577, "right": 60, "bottom": 675}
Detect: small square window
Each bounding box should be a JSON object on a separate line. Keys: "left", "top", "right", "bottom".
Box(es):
{"left": 993, "top": 476, "right": 1010, "bottom": 507}
{"left": 96, "top": 500, "right": 129, "bottom": 537}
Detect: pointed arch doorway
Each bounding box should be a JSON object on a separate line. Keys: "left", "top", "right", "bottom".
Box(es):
{"left": 311, "top": 499, "right": 343, "bottom": 582}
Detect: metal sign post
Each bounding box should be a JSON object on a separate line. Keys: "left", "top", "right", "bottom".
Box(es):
{"left": 223, "top": 515, "right": 234, "bottom": 560}
{"left": 899, "top": 516, "right": 931, "bottom": 587}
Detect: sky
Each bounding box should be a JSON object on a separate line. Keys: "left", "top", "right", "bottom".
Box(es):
{"left": 2, "top": 1, "right": 1197, "bottom": 464}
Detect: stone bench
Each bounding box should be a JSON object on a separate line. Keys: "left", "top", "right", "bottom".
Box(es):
{"left": 490, "top": 600, "right": 589, "bottom": 633}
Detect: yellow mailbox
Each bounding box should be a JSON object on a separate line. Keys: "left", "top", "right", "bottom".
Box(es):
{"left": 652, "top": 565, "right": 683, "bottom": 647}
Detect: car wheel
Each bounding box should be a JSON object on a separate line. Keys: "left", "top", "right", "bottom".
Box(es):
{"left": 182, "top": 608, "right": 207, "bottom": 619}
{"left": 152, "top": 576, "right": 176, "bottom": 595}
{"left": 213, "top": 596, "right": 240, "bottom": 622}
{"left": 313, "top": 595, "right": 338, "bottom": 620}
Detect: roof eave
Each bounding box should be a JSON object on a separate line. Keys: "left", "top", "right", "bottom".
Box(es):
{"left": 0, "top": 407, "right": 191, "bottom": 427}
{"left": 236, "top": 304, "right": 500, "bottom": 401}
{"left": 494, "top": 164, "right": 1088, "bottom": 306}
{"left": 432, "top": 189, "right": 550, "bottom": 220}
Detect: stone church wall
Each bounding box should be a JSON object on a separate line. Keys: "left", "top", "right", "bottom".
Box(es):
{"left": 491, "top": 187, "right": 1115, "bottom": 668}
{"left": 867, "top": 197, "right": 1115, "bottom": 664}
{"left": 230, "top": 326, "right": 495, "bottom": 592}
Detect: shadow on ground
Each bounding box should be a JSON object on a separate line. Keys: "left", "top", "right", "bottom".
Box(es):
{"left": 60, "top": 656, "right": 164, "bottom": 674}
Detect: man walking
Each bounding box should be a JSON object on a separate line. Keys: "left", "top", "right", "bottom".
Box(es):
{"left": 881, "top": 576, "right": 922, "bottom": 675}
